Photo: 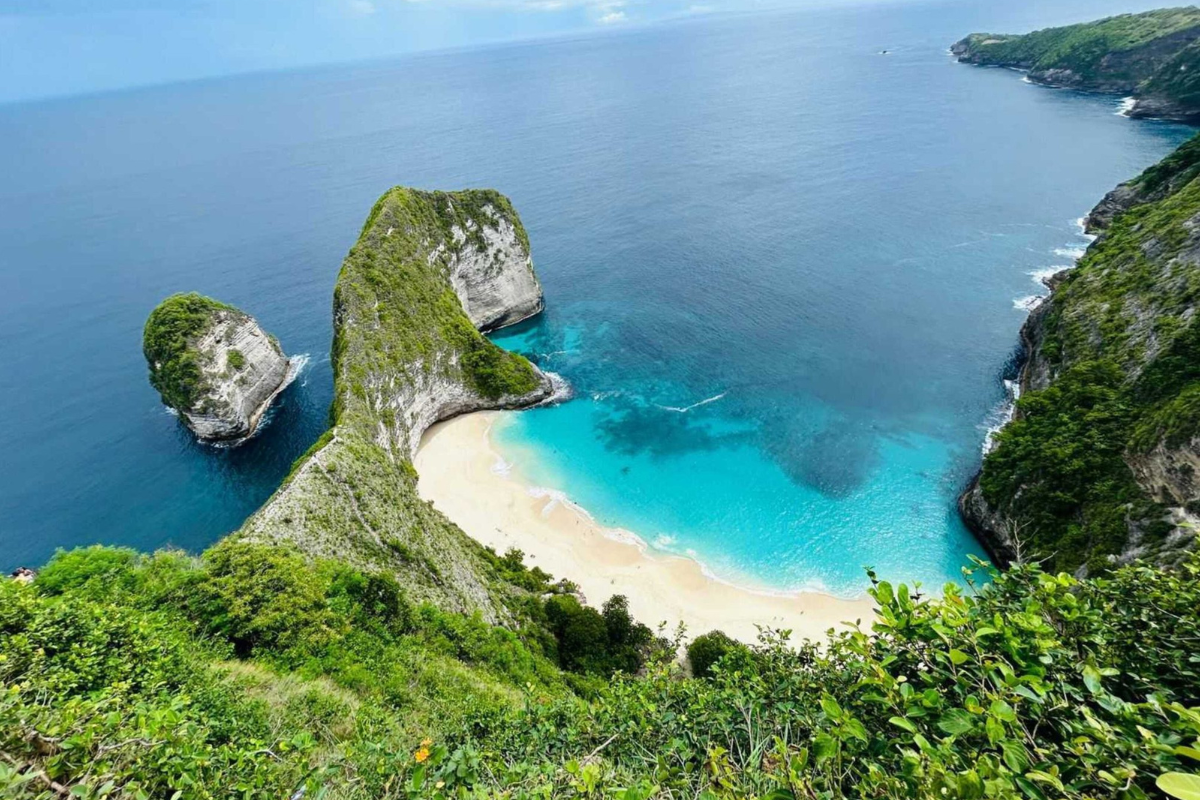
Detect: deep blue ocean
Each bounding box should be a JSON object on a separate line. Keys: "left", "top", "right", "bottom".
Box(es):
{"left": 0, "top": 0, "right": 1194, "bottom": 594}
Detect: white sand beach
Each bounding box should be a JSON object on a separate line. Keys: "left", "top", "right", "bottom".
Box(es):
{"left": 414, "top": 411, "right": 876, "bottom": 645}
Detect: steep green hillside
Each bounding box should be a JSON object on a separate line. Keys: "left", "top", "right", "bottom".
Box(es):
{"left": 962, "top": 134, "right": 1200, "bottom": 573}
{"left": 237, "top": 188, "right": 553, "bottom": 623}
{"left": 953, "top": 8, "right": 1200, "bottom": 121}
{"left": 6, "top": 545, "right": 1200, "bottom": 799}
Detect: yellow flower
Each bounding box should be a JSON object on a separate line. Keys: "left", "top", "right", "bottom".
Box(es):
{"left": 421, "top": 738, "right": 433, "bottom": 748}
{"left": 414, "top": 746, "right": 430, "bottom": 763}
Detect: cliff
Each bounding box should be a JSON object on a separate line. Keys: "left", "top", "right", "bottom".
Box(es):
{"left": 143, "top": 293, "right": 294, "bottom": 441}
{"left": 236, "top": 187, "right": 554, "bottom": 622}
{"left": 961, "top": 133, "right": 1200, "bottom": 574}
{"left": 952, "top": 8, "right": 1200, "bottom": 122}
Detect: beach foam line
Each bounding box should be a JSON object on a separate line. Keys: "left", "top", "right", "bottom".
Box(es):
{"left": 414, "top": 411, "right": 876, "bottom": 643}
{"left": 1013, "top": 295, "right": 1043, "bottom": 311}
{"left": 1117, "top": 96, "right": 1136, "bottom": 117}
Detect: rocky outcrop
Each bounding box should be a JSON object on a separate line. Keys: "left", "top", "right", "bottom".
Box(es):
{"left": 1128, "top": 94, "right": 1200, "bottom": 123}
{"left": 957, "top": 477, "right": 1018, "bottom": 567}
{"left": 1127, "top": 438, "right": 1200, "bottom": 508}
{"left": 1086, "top": 136, "right": 1200, "bottom": 234}
{"left": 1085, "top": 182, "right": 1147, "bottom": 233}
{"left": 239, "top": 188, "right": 556, "bottom": 621}
{"left": 144, "top": 294, "right": 295, "bottom": 442}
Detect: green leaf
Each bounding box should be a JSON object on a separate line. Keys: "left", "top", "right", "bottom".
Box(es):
{"left": 1001, "top": 741, "right": 1028, "bottom": 773}
{"left": 1025, "top": 771, "right": 1064, "bottom": 792}
{"left": 889, "top": 716, "right": 917, "bottom": 733}
{"left": 1176, "top": 747, "right": 1200, "bottom": 763}
{"left": 1082, "top": 664, "right": 1103, "bottom": 695}
{"left": 1157, "top": 773, "right": 1200, "bottom": 800}
{"left": 958, "top": 769, "right": 984, "bottom": 800}
{"left": 813, "top": 733, "right": 838, "bottom": 764}
{"left": 937, "top": 709, "right": 975, "bottom": 736}
{"left": 820, "top": 695, "right": 843, "bottom": 721}
{"left": 948, "top": 649, "right": 969, "bottom": 666}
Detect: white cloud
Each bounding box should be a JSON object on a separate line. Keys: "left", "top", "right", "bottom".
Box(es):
{"left": 347, "top": 0, "right": 377, "bottom": 14}
{"left": 597, "top": 8, "right": 626, "bottom": 22}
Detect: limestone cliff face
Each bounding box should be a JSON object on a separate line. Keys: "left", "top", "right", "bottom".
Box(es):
{"left": 144, "top": 294, "right": 294, "bottom": 442}
{"left": 959, "top": 138, "right": 1200, "bottom": 573}
{"left": 181, "top": 313, "right": 293, "bottom": 441}
{"left": 239, "top": 188, "right": 554, "bottom": 622}
{"left": 446, "top": 208, "right": 544, "bottom": 332}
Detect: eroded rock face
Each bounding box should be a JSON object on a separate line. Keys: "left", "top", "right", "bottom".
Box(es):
{"left": 180, "top": 312, "right": 294, "bottom": 441}
{"left": 144, "top": 294, "right": 294, "bottom": 442}
{"left": 446, "top": 205, "right": 544, "bottom": 331}
{"left": 1127, "top": 438, "right": 1200, "bottom": 508}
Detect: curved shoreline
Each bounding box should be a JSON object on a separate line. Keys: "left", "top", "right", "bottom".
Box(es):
{"left": 414, "top": 411, "right": 876, "bottom": 644}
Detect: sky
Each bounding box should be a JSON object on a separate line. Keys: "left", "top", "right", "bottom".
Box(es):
{"left": 0, "top": 0, "right": 905, "bottom": 103}
{"left": 0, "top": 0, "right": 1184, "bottom": 104}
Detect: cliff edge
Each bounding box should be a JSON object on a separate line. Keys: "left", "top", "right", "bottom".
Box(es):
{"left": 960, "top": 134, "right": 1200, "bottom": 574}
{"left": 237, "top": 187, "right": 554, "bottom": 621}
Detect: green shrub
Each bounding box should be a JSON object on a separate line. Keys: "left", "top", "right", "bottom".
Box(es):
{"left": 544, "top": 594, "right": 663, "bottom": 677}
{"left": 189, "top": 541, "right": 340, "bottom": 658}
{"left": 8, "top": 546, "right": 1200, "bottom": 798}
{"left": 686, "top": 629, "right": 748, "bottom": 678}
{"left": 143, "top": 292, "right": 235, "bottom": 410}
{"left": 227, "top": 348, "right": 246, "bottom": 370}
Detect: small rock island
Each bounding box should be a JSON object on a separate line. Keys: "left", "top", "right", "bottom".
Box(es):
{"left": 143, "top": 293, "right": 295, "bottom": 442}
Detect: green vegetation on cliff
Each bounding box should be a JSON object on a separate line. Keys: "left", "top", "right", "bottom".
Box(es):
{"left": 143, "top": 292, "right": 238, "bottom": 411}
{"left": 237, "top": 187, "right": 548, "bottom": 622}
{"left": 977, "top": 133, "right": 1200, "bottom": 572}
{"left": 7, "top": 545, "right": 1200, "bottom": 799}
{"left": 954, "top": 8, "right": 1200, "bottom": 119}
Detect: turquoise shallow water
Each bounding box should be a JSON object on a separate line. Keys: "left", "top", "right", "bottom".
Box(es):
{"left": 0, "top": 0, "right": 1194, "bottom": 591}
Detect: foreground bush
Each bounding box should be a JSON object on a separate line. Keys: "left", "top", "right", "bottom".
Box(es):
{"left": 3, "top": 547, "right": 1200, "bottom": 798}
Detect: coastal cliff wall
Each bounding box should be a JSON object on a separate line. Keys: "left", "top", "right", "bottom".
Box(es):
{"left": 952, "top": 9, "right": 1200, "bottom": 122}
{"left": 238, "top": 188, "right": 554, "bottom": 621}
{"left": 960, "top": 135, "right": 1200, "bottom": 574}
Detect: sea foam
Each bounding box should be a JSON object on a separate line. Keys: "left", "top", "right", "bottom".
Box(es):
{"left": 658, "top": 391, "right": 728, "bottom": 413}
{"left": 982, "top": 379, "right": 1021, "bottom": 455}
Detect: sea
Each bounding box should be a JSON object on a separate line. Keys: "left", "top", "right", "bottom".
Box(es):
{"left": 0, "top": 0, "right": 1194, "bottom": 596}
